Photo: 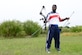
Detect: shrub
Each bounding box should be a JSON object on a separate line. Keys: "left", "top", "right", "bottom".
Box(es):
{"left": 60, "top": 26, "right": 82, "bottom": 33}
{"left": 0, "top": 20, "right": 26, "bottom": 37}
{"left": 23, "top": 20, "right": 42, "bottom": 37}
{"left": 16, "top": 31, "right": 26, "bottom": 37}
{"left": 70, "top": 26, "right": 82, "bottom": 32}
{"left": 60, "top": 27, "right": 70, "bottom": 33}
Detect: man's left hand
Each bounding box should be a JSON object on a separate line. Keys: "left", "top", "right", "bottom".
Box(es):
{"left": 65, "top": 17, "right": 70, "bottom": 20}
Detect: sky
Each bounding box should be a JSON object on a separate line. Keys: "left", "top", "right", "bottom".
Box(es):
{"left": 0, "top": 0, "right": 82, "bottom": 27}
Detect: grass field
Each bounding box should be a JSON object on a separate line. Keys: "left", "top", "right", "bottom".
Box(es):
{"left": 0, "top": 35, "right": 82, "bottom": 55}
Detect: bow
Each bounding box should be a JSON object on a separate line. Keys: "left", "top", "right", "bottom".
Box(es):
{"left": 40, "top": 6, "right": 47, "bottom": 30}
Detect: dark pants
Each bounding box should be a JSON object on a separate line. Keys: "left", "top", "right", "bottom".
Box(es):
{"left": 46, "top": 24, "right": 60, "bottom": 49}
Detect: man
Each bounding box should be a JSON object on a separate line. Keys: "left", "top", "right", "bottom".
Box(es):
{"left": 46, "top": 4, "right": 69, "bottom": 53}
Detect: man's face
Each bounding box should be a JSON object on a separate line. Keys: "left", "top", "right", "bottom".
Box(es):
{"left": 52, "top": 5, "right": 57, "bottom": 11}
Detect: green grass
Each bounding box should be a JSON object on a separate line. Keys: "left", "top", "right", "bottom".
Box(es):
{"left": 0, "top": 35, "right": 82, "bottom": 55}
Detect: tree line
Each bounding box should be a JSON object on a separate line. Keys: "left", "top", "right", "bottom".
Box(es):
{"left": 0, "top": 20, "right": 82, "bottom": 38}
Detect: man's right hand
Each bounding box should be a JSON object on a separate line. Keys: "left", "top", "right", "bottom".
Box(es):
{"left": 44, "top": 21, "right": 47, "bottom": 23}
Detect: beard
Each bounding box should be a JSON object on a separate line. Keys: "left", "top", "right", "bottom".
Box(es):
{"left": 53, "top": 10, "right": 56, "bottom": 13}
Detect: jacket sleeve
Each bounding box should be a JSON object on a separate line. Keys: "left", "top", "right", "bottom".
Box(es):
{"left": 46, "top": 13, "right": 50, "bottom": 22}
